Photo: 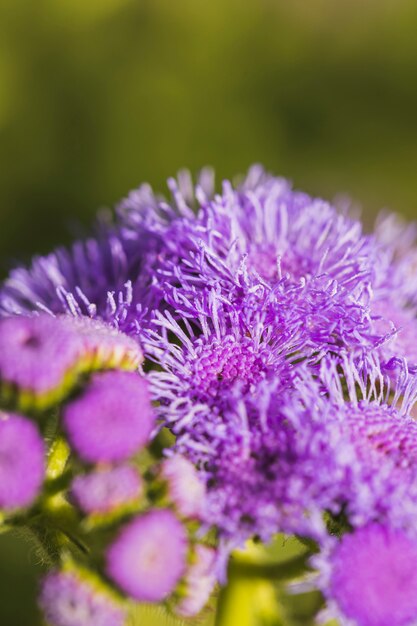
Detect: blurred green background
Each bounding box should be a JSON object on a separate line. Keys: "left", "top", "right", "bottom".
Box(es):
{"left": 1, "top": 0, "right": 417, "bottom": 623}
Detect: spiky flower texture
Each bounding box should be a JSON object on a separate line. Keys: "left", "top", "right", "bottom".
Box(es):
{"left": 2, "top": 166, "right": 417, "bottom": 626}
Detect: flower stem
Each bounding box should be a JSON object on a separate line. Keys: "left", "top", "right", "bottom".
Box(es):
{"left": 229, "top": 551, "right": 311, "bottom": 580}
{"left": 215, "top": 547, "right": 312, "bottom": 626}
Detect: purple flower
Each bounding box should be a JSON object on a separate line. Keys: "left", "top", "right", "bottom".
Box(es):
{"left": 175, "top": 544, "right": 217, "bottom": 617}
{"left": 39, "top": 569, "right": 126, "bottom": 626}
{"left": 0, "top": 315, "right": 85, "bottom": 409}
{"left": 63, "top": 316, "right": 143, "bottom": 372}
{"left": 0, "top": 169, "right": 214, "bottom": 334}
{"left": 192, "top": 374, "right": 342, "bottom": 545}
{"left": 105, "top": 509, "right": 188, "bottom": 602}
{"left": 315, "top": 524, "right": 417, "bottom": 626}
{"left": 0, "top": 225, "right": 135, "bottom": 320}
{"left": 0, "top": 412, "right": 44, "bottom": 510}
{"left": 370, "top": 297, "right": 417, "bottom": 372}
{"left": 282, "top": 355, "right": 417, "bottom": 530}
{"left": 145, "top": 287, "right": 298, "bottom": 440}
{"left": 160, "top": 455, "right": 206, "bottom": 520}
{"left": 196, "top": 165, "right": 375, "bottom": 293}
{"left": 62, "top": 370, "right": 154, "bottom": 464}
{"left": 0, "top": 314, "right": 142, "bottom": 412}
{"left": 374, "top": 211, "right": 417, "bottom": 309}
{"left": 70, "top": 465, "right": 143, "bottom": 516}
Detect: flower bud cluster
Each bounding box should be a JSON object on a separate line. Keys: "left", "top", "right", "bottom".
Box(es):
{"left": 0, "top": 314, "right": 217, "bottom": 626}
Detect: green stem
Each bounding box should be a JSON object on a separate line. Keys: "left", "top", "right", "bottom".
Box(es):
{"left": 229, "top": 551, "right": 311, "bottom": 580}
{"left": 216, "top": 576, "right": 265, "bottom": 626}
{"left": 23, "top": 521, "right": 63, "bottom": 566}
{"left": 215, "top": 549, "right": 312, "bottom": 626}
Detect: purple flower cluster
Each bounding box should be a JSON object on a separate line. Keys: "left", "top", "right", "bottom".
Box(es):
{"left": 3, "top": 165, "right": 417, "bottom": 625}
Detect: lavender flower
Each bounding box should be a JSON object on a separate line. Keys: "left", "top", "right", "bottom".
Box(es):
{"left": 310, "top": 355, "right": 417, "bottom": 526}
{"left": 145, "top": 287, "right": 298, "bottom": 443}
{"left": 6, "top": 165, "right": 417, "bottom": 625}
{"left": 0, "top": 170, "right": 214, "bottom": 334}
{"left": 315, "top": 524, "right": 417, "bottom": 626}
{"left": 193, "top": 165, "right": 375, "bottom": 293}
{"left": 63, "top": 316, "right": 143, "bottom": 372}
{"left": 62, "top": 370, "right": 154, "bottom": 463}
{"left": 39, "top": 569, "right": 126, "bottom": 626}
{"left": 175, "top": 544, "right": 217, "bottom": 617}
{"left": 70, "top": 465, "right": 143, "bottom": 516}
{"left": 0, "top": 314, "right": 142, "bottom": 412}
{"left": 160, "top": 455, "right": 206, "bottom": 520}
{"left": 0, "top": 226, "right": 135, "bottom": 321}
{"left": 374, "top": 211, "right": 417, "bottom": 308}
{"left": 105, "top": 509, "right": 188, "bottom": 602}
{"left": 0, "top": 315, "right": 84, "bottom": 410}
{"left": 0, "top": 412, "right": 44, "bottom": 510}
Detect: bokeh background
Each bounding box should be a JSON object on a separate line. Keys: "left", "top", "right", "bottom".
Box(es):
{"left": 1, "top": 0, "right": 417, "bottom": 623}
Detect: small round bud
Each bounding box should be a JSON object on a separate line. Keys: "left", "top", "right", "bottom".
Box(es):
{"left": 175, "top": 544, "right": 217, "bottom": 617}
{"left": 63, "top": 316, "right": 143, "bottom": 372}
{"left": 0, "top": 412, "right": 44, "bottom": 510}
{"left": 39, "top": 569, "right": 126, "bottom": 626}
{"left": 160, "top": 455, "right": 206, "bottom": 519}
{"left": 323, "top": 524, "right": 417, "bottom": 626}
{"left": 62, "top": 370, "right": 154, "bottom": 463}
{"left": 0, "top": 315, "right": 84, "bottom": 410}
{"left": 71, "top": 465, "right": 143, "bottom": 516}
{"left": 106, "top": 509, "right": 188, "bottom": 602}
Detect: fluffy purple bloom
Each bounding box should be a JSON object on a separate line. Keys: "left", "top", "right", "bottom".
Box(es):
{"left": 175, "top": 544, "right": 217, "bottom": 617}
{"left": 0, "top": 315, "right": 85, "bottom": 407}
{"left": 281, "top": 355, "right": 417, "bottom": 531}
{"left": 70, "top": 465, "right": 143, "bottom": 516}
{"left": 0, "top": 412, "right": 44, "bottom": 510}
{"left": 316, "top": 524, "right": 417, "bottom": 626}
{"left": 62, "top": 316, "right": 143, "bottom": 372}
{"left": 39, "top": 569, "right": 126, "bottom": 626}
{"left": 0, "top": 167, "right": 378, "bottom": 345}
{"left": 0, "top": 226, "right": 137, "bottom": 321}
{"left": 373, "top": 211, "right": 417, "bottom": 308}
{"left": 146, "top": 287, "right": 301, "bottom": 440}
{"left": 195, "top": 165, "right": 375, "bottom": 292}
{"left": 62, "top": 370, "right": 154, "bottom": 463}
{"left": 0, "top": 314, "right": 141, "bottom": 411}
{"left": 191, "top": 374, "right": 345, "bottom": 544}
{"left": 3, "top": 164, "right": 417, "bottom": 545}
{"left": 160, "top": 455, "right": 206, "bottom": 520}
{"left": 0, "top": 170, "right": 214, "bottom": 334}
{"left": 105, "top": 509, "right": 188, "bottom": 602}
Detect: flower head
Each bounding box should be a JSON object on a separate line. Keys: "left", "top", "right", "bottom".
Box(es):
{"left": 0, "top": 412, "right": 44, "bottom": 510}
{"left": 160, "top": 455, "right": 206, "bottom": 520}
{"left": 197, "top": 165, "right": 375, "bottom": 293}
{"left": 316, "top": 524, "right": 417, "bottom": 626}
{"left": 0, "top": 170, "right": 214, "bottom": 334}
{"left": 0, "top": 315, "right": 84, "bottom": 410}
{"left": 63, "top": 316, "right": 143, "bottom": 372}
{"left": 62, "top": 370, "right": 154, "bottom": 464}
{"left": 175, "top": 544, "right": 217, "bottom": 617}
{"left": 39, "top": 569, "right": 126, "bottom": 626}
{"left": 70, "top": 465, "right": 143, "bottom": 516}
{"left": 105, "top": 509, "right": 188, "bottom": 602}
{"left": 280, "top": 354, "right": 417, "bottom": 530}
